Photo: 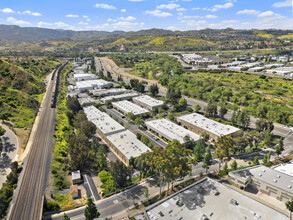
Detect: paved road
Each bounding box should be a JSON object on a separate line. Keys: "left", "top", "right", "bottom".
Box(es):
{"left": 0, "top": 125, "right": 18, "bottom": 187}
{"left": 8, "top": 63, "right": 67, "bottom": 220}
{"left": 84, "top": 174, "right": 100, "bottom": 202}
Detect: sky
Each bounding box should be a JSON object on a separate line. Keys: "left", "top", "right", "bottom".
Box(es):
{"left": 0, "top": 0, "right": 292, "bottom": 31}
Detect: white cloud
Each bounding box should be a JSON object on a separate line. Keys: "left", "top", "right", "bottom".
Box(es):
{"left": 183, "top": 20, "right": 206, "bottom": 27}
{"left": 107, "top": 18, "right": 117, "bottom": 22}
{"left": 258, "top": 11, "right": 276, "bottom": 17}
{"left": 119, "top": 16, "right": 136, "bottom": 21}
{"left": 157, "top": 4, "right": 180, "bottom": 10}
{"left": 183, "top": 15, "right": 199, "bottom": 19}
{"left": 206, "top": 14, "right": 217, "bottom": 19}
{"left": 23, "top": 10, "right": 32, "bottom": 15}
{"left": 66, "top": 14, "right": 79, "bottom": 18}
{"left": 37, "top": 21, "right": 74, "bottom": 29}
{"left": 7, "top": 17, "right": 30, "bottom": 25}
{"left": 192, "top": 8, "right": 202, "bottom": 10}
{"left": 211, "top": 3, "right": 233, "bottom": 12}
{"left": 272, "top": 0, "right": 292, "bottom": 8}
{"left": 78, "top": 22, "right": 88, "bottom": 25}
{"left": 111, "top": 21, "right": 143, "bottom": 29}
{"left": 145, "top": 10, "right": 172, "bottom": 17}
{"left": 83, "top": 15, "right": 88, "bottom": 18}
{"left": 222, "top": 20, "right": 238, "bottom": 23}
{"left": 236, "top": 9, "right": 260, "bottom": 15}
{"left": 176, "top": 8, "right": 187, "bottom": 12}
{"left": 95, "top": 4, "right": 116, "bottom": 10}
{"left": 32, "top": 12, "right": 42, "bottom": 16}
{"left": 167, "top": 26, "right": 176, "bottom": 30}
{"left": 121, "top": 9, "right": 126, "bottom": 12}
{"left": 1, "top": 8, "right": 15, "bottom": 13}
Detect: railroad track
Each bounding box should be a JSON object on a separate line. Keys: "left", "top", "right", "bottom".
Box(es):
{"left": 9, "top": 63, "right": 66, "bottom": 220}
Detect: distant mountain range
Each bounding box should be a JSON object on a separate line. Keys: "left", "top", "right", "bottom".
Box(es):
{"left": 0, "top": 25, "right": 292, "bottom": 51}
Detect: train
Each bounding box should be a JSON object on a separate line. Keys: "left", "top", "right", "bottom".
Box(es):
{"left": 51, "top": 61, "right": 68, "bottom": 108}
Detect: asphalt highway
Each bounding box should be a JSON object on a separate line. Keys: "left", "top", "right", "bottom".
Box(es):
{"left": 9, "top": 64, "right": 66, "bottom": 220}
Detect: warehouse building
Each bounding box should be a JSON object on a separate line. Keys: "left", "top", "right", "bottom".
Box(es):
{"left": 133, "top": 95, "right": 164, "bottom": 110}
{"left": 113, "top": 100, "right": 149, "bottom": 116}
{"left": 78, "top": 97, "right": 99, "bottom": 106}
{"left": 229, "top": 165, "right": 293, "bottom": 203}
{"left": 83, "top": 106, "right": 149, "bottom": 165}
{"left": 92, "top": 88, "right": 129, "bottom": 97}
{"left": 145, "top": 177, "right": 289, "bottom": 220}
{"left": 177, "top": 113, "right": 240, "bottom": 140}
{"left": 272, "top": 160, "right": 293, "bottom": 176}
{"left": 101, "top": 92, "right": 139, "bottom": 103}
{"left": 145, "top": 119, "right": 201, "bottom": 144}
{"left": 76, "top": 79, "right": 113, "bottom": 92}
{"left": 106, "top": 130, "right": 151, "bottom": 166}
{"left": 73, "top": 73, "right": 98, "bottom": 82}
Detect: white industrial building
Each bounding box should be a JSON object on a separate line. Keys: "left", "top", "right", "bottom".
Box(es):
{"left": 92, "top": 88, "right": 129, "bottom": 97}
{"left": 145, "top": 177, "right": 289, "bottom": 220}
{"left": 78, "top": 97, "right": 99, "bottom": 106}
{"left": 272, "top": 160, "right": 293, "bottom": 177}
{"left": 250, "top": 66, "right": 265, "bottom": 72}
{"left": 133, "top": 95, "right": 164, "bottom": 110}
{"left": 267, "top": 67, "right": 293, "bottom": 77}
{"left": 73, "top": 73, "right": 98, "bottom": 82}
{"left": 101, "top": 92, "right": 139, "bottom": 103}
{"left": 177, "top": 113, "right": 241, "bottom": 140}
{"left": 229, "top": 165, "right": 293, "bottom": 203}
{"left": 264, "top": 63, "right": 285, "bottom": 69}
{"left": 76, "top": 79, "right": 113, "bottom": 92}
{"left": 106, "top": 130, "right": 151, "bottom": 165}
{"left": 145, "top": 119, "right": 201, "bottom": 144}
{"left": 83, "top": 106, "right": 150, "bottom": 165}
{"left": 113, "top": 100, "right": 149, "bottom": 116}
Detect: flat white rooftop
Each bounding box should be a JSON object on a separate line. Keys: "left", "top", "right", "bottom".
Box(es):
{"left": 72, "top": 170, "right": 81, "bottom": 180}
{"left": 107, "top": 130, "right": 151, "bottom": 160}
{"left": 145, "top": 178, "right": 289, "bottom": 220}
{"left": 273, "top": 160, "right": 293, "bottom": 177}
{"left": 113, "top": 100, "right": 149, "bottom": 116}
{"left": 83, "top": 106, "right": 125, "bottom": 135}
{"left": 78, "top": 97, "right": 98, "bottom": 105}
{"left": 93, "top": 88, "right": 129, "bottom": 97}
{"left": 145, "top": 119, "right": 201, "bottom": 144}
{"left": 76, "top": 79, "right": 112, "bottom": 90}
{"left": 101, "top": 92, "right": 139, "bottom": 103}
{"left": 74, "top": 73, "right": 98, "bottom": 79}
{"left": 177, "top": 113, "right": 240, "bottom": 137}
{"left": 133, "top": 95, "right": 164, "bottom": 108}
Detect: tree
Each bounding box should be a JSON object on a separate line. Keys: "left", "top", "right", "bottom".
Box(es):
{"left": 150, "top": 84, "right": 159, "bottom": 97}
{"left": 223, "top": 162, "right": 228, "bottom": 175}
{"left": 141, "top": 135, "right": 150, "bottom": 145}
{"left": 205, "top": 103, "right": 217, "bottom": 117}
{"left": 262, "top": 154, "right": 268, "bottom": 165}
{"left": 61, "top": 213, "right": 70, "bottom": 220}
{"left": 263, "top": 129, "right": 273, "bottom": 146}
{"left": 179, "top": 98, "right": 187, "bottom": 110}
{"left": 193, "top": 139, "right": 205, "bottom": 162}
{"left": 134, "top": 155, "right": 150, "bottom": 180}
{"left": 166, "top": 86, "right": 181, "bottom": 104}
{"left": 79, "top": 120, "right": 97, "bottom": 139}
{"left": 230, "top": 160, "right": 238, "bottom": 171}
{"left": 84, "top": 196, "right": 100, "bottom": 220}
{"left": 219, "top": 106, "right": 228, "bottom": 119}
{"left": 134, "top": 117, "right": 144, "bottom": 126}
{"left": 144, "top": 187, "right": 149, "bottom": 200}
{"left": 126, "top": 112, "right": 135, "bottom": 121}
{"left": 194, "top": 104, "right": 201, "bottom": 113}
{"left": 253, "top": 156, "right": 259, "bottom": 166}
{"left": 0, "top": 126, "right": 6, "bottom": 136}
{"left": 109, "top": 161, "right": 133, "bottom": 188}
{"left": 286, "top": 201, "right": 293, "bottom": 220}
{"left": 275, "top": 138, "right": 284, "bottom": 156}
{"left": 69, "top": 134, "right": 90, "bottom": 170}
{"left": 67, "top": 96, "right": 82, "bottom": 115}
{"left": 168, "top": 112, "right": 175, "bottom": 121}
{"left": 202, "top": 146, "right": 212, "bottom": 173}
{"left": 105, "top": 100, "right": 113, "bottom": 109}
{"left": 214, "top": 136, "right": 233, "bottom": 174}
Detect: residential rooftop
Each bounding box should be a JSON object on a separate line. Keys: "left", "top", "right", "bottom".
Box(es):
{"left": 145, "top": 177, "right": 289, "bottom": 220}
{"left": 177, "top": 113, "right": 240, "bottom": 137}
{"left": 229, "top": 165, "right": 293, "bottom": 194}
{"left": 133, "top": 95, "right": 164, "bottom": 108}
{"left": 83, "top": 106, "right": 125, "bottom": 136}
{"left": 113, "top": 100, "right": 149, "bottom": 116}
{"left": 145, "top": 119, "right": 201, "bottom": 144}
{"left": 106, "top": 130, "right": 151, "bottom": 160}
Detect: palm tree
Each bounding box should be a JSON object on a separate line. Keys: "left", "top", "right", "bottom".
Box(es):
{"left": 286, "top": 201, "right": 293, "bottom": 220}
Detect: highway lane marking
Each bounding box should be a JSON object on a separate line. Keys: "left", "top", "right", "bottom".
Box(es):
{"left": 72, "top": 165, "right": 217, "bottom": 220}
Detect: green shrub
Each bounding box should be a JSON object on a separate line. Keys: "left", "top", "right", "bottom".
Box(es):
{"left": 46, "top": 201, "right": 61, "bottom": 211}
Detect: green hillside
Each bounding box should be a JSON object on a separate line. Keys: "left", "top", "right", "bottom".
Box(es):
{"left": 0, "top": 59, "right": 59, "bottom": 127}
